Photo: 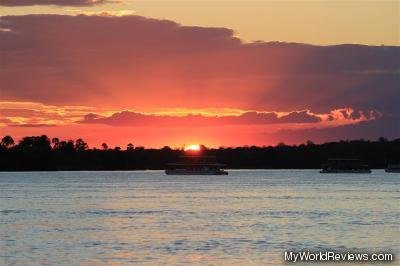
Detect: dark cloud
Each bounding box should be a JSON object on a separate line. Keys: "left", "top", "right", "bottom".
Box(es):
{"left": 276, "top": 115, "right": 400, "bottom": 144}
{"left": 279, "top": 110, "right": 321, "bottom": 123}
{"left": 0, "top": 108, "right": 38, "bottom": 117}
{"left": 0, "top": 118, "right": 13, "bottom": 124}
{"left": 0, "top": 0, "right": 115, "bottom": 6}
{"left": 8, "top": 124, "right": 57, "bottom": 127}
{"left": 0, "top": 108, "right": 69, "bottom": 120}
{"left": 80, "top": 110, "right": 321, "bottom": 126}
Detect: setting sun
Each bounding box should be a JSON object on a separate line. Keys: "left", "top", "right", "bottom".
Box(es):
{"left": 184, "top": 144, "right": 201, "bottom": 151}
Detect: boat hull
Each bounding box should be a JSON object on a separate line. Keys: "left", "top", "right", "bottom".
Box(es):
{"left": 165, "top": 169, "right": 228, "bottom": 175}
{"left": 385, "top": 169, "right": 400, "bottom": 173}
{"left": 320, "top": 169, "right": 371, "bottom": 174}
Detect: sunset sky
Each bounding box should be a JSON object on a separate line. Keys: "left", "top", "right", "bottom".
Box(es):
{"left": 0, "top": 0, "right": 399, "bottom": 148}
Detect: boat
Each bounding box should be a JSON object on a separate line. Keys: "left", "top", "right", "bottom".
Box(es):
{"left": 165, "top": 155, "right": 228, "bottom": 175}
{"left": 385, "top": 164, "right": 400, "bottom": 173}
{"left": 320, "top": 158, "right": 371, "bottom": 173}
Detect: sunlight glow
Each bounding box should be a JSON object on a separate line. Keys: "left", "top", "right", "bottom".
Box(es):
{"left": 184, "top": 144, "right": 201, "bottom": 151}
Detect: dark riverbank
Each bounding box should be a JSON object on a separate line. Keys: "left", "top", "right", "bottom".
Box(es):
{"left": 0, "top": 135, "right": 399, "bottom": 171}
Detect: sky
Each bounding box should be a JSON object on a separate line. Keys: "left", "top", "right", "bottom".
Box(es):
{"left": 0, "top": 0, "right": 399, "bottom": 148}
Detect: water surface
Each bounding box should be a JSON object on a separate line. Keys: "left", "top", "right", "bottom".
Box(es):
{"left": 1, "top": 170, "right": 399, "bottom": 265}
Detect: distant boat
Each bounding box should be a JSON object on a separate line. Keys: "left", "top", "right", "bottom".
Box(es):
{"left": 165, "top": 155, "right": 228, "bottom": 175}
{"left": 385, "top": 164, "right": 400, "bottom": 173}
{"left": 320, "top": 158, "right": 371, "bottom": 173}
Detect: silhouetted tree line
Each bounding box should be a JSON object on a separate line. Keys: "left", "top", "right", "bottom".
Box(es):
{"left": 0, "top": 135, "right": 399, "bottom": 171}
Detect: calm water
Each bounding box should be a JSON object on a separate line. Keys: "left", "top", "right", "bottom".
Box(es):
{"left": 0, "top": 170, "right": 399, "bottom": 265}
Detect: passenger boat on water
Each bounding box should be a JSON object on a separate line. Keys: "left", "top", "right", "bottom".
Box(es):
{"left": 385, "top": 164, "right": 400, "bottom": 173}
{"left": 320, "top": 158, "right": 371, "bottom": 173}
{"left": 165, "top": 155, "right": 228, "bottom": 175}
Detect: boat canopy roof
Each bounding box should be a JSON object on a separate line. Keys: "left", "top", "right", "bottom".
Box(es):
{"left": 166, "top": 162, "right": 226, "bottom": 167}
{"left": 180, "top": 155, "right": 217, "bottom": 159}
{"left": 327, "top": 158, "right": 361, "bottom": 161}
{"left": 166, "top": 154, "right": 226, "bottom": 167}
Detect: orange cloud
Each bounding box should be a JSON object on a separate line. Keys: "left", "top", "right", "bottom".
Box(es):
{"left": 1, "top": 101, "right": 380, "bottom": 128}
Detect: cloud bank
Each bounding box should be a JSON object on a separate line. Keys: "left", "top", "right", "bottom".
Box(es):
{"left": 1, "top": 15, "right": 398, "bottom": 114}
{"left": 80, "top": 110, "right": 322, "bottom": 126}
{"left": 0, "top": 14, "right": 398, "bottom": 145}
{"left": 0, "top": 102, "right": 378, "bottom": 131}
